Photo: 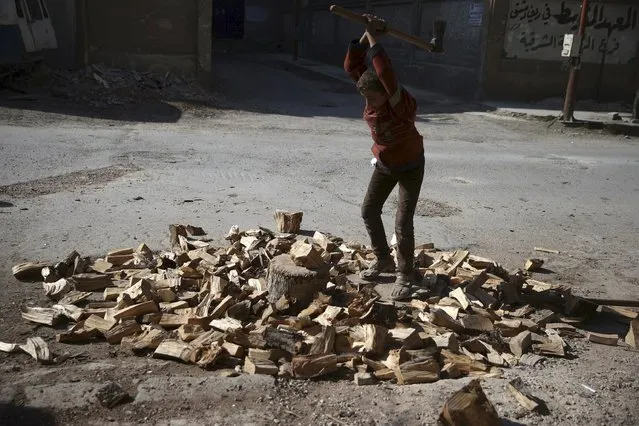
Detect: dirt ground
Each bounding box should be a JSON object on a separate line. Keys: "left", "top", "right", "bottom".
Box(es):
{"left": 1, "top": 55, "right": 638, "bottom": 425}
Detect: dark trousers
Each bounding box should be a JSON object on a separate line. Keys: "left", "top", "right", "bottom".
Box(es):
{"left": 361, "top": 163, "right": 424, "bottom": 275}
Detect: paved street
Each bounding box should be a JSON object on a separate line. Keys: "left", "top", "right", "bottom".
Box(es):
{"left": 1, "top": 56, "right": 638, "bottom": 425}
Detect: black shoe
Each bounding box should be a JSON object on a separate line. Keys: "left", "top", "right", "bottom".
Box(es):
{"left": 359, "top": 256, "right": 396, "bottom": 281}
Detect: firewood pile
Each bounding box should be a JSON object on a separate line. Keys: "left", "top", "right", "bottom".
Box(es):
{"left": 4, "top": 221, "right": 638, "bottom": 384}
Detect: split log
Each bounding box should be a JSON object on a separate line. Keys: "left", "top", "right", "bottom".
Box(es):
{"left": 433, "top": 332, "right": 460, "bottom": 352}
{"left": 507, "top": 378, "right": 540, "bottom": 411}
{"left": 626, "top": 319, "right": 639, "bottom": 348}
{"left": 122, "top": 327, "right": 166, "bottom": 353}
{"left": 532, "top": 334, "right": 565, "bottom": 357}
{"left": 58, "top": 290, "right": 92, "bottom": 306}
{"left": 524, "top": 258, "right": 544, "bottom": 271}
{"left": 12, "top": 262, "right": 50, "bottom": 282}
{"left": 395, "top": 358, "right": 440, "bottom": 385}
{"left": 43, "top": 278, "right": 71, "bottom": 301}
{"left": 445, "top": 250, "right": 469, "bottom": 276}
{"left": 84, "top": 314, "right": 117, "bottom": 334}
{"left": 509, "top": 331, "right": 532, "bottom": 357}
{"left": 439, "top": 379, "right": 500, "bottom": 426}
{"left": 274, "top": 210, "right": 303, "bottom": 233}
{"left": 389, "top": 327, "right": 422, "bottom": 350}
{"left": 449, "top": 288, "right": 470, "bottom": 310}
{"left": 460, "top": 315, "right": 494, "bottom": 332}
{"left": 309, "top": 326, "right": 336, "bottom": 355}
{"left": 264, "top": 327, "right": 303, "bottom": 354}
{"left": 209, "top": 318, "right": 243, "bottom": 333}
{"left": 243, "top": 356, "right": 278, "bottom": 375}
{"left": 21, "top": 306, "right": 62, "bottom": 326}
{"left": 19, "top": 337, "right": 52, "bottom": 363}
{"left": 291, "top": 354, "right": 337, "bottom": 378}
{"left": 178, "top": 324, "right": 205, "bottom": 342}
{"left": 56, "top": 323, "right": 101, "bottom": 344}
{"left": 588, "top": 332, "right": 618, "bottom": 346}
{"left": 70, "top": 273, "right": 112, "bottom": 292}
{"left": 266, "top": 254, "right": 329, "bottom": 313}
{"left": 154, "top": 340, "right": 194, "bottom": 363}
{"left": 105, "top": 320, "right": 142, "bottom": 344}
{"left": 354, "top": 372, "right": 376, "bottom": 385}
{"left": 210, "top": 295, "right": 234, "bottom": 319}
{"left": 113, "top": 301, "right": 159, "bottom": 320}
{"left": 222, "top": 342, "right": 245, "bottom": 358}
{"left": 193, "top": 344, "right": 224, "bottom": 369}
{"left": 289, "top": 241, "right": 325, "bottom": 269}
{"left": 248, "top": 348, "right": 287, "bottom": 362}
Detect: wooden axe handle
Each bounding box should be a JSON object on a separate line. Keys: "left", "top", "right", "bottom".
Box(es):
{"left": 329, "top": 5, "right": 435, "bottom": 52}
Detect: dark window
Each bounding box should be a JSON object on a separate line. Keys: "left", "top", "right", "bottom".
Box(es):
{"left": 26, "top": 0, "right": 43, "bottom": 20}
{"left": 39, "top": 0, "right": 48, "bottom": 18}
{"left": 15, "top": 0, "right": 25, "bottom": 18}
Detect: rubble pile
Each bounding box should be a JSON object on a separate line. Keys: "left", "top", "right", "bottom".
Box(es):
{"left": 4, "top": 63, "right": 221, "bottom": 107}
{"left": 4, "top": 219, "right": 638, "bottom": 385}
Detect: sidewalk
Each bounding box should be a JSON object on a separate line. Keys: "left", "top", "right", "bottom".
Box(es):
{"left": 264, "top": 53, "right": 639, "bottom": 135}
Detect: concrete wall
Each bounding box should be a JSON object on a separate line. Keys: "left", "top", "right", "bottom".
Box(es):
{"left": 481, "top": 0, "right": 639, "bottom": 102}
{"left": 289, "top": 0, "right": 487, "bottom": 99}
{"left": 86, "top": 0, "right": 199, "bottom": 73}
{"left": 44, "top": 0, "right": 77, "bottom": 68}
{"left": 214, "top": 0, "right": 288, "bottom": 53}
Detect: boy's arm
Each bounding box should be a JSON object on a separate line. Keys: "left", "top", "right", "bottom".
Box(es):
{"left": 365, "top": 31, "right": 403, "bottom": 108}
{"left": 344, "top": 36, "right": 369, "bottom": 82}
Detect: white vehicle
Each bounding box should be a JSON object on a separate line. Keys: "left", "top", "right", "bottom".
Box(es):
{"left": 0, "top": 0, "right": 57, "bottom": 65}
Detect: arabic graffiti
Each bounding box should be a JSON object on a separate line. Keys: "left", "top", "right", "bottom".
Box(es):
{"left": 504, "top": 0, "right": 638, "bottom": 64}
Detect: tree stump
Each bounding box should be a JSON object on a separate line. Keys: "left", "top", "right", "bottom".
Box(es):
{"left": 266, "top": 255, "right": 329, "bottom": 313}
{"left": 274, "top": 210, "right": 303, "bottom": 233}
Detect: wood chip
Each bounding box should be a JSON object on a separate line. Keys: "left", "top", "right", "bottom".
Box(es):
{"left": 533, "top": 247, "right": 560, "bottom": 254}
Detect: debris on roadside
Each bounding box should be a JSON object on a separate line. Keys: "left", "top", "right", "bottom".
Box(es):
{"left": 2, "top": 63, "right": 222, "bottom": 108}
{"left": 6, "top": 215, "right": 638, "bottom": 386}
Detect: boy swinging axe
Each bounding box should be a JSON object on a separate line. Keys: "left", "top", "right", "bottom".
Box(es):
{"left": 330, "top": 5, "right": 446, "bottom": 300}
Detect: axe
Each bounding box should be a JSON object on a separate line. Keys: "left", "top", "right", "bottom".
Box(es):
{"left": 329, "top": 5, "right": 445, "bottom": 53}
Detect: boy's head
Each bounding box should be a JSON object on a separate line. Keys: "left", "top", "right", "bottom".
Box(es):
{"left": 357, "top": 69, "right": 387, "bottom": 108}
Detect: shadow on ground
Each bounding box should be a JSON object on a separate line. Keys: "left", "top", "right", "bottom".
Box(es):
{"left": 1, "top": 54, "right": 496, "bottom": 123}
{"left": 0, "top": 403, "right": 57, "bottom": 425}
{"left": 0, "top": 96, "right": 182, "bottom": 123}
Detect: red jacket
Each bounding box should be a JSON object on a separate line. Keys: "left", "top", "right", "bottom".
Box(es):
{"left": 344, "top": 40, "right": 424, "bottom": 171}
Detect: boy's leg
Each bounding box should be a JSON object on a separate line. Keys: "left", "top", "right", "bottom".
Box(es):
{"left": 391, "top": 164, "right": 425, "bottom": 298}
{"left": 361, "top": 165, "right": 398, "bottom": 278}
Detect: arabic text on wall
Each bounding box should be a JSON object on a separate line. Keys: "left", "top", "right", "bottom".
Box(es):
{"left": 504, "top": 0, "right": 638, "bottom": 64}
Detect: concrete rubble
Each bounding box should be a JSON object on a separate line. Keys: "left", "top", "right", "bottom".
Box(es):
{"left": 3, "top": 217, "right": 638, "bottom": 390}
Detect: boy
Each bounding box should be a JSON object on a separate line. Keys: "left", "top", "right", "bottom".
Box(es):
{"left": 344, "top": 15, "right": 441, "bottom": 300}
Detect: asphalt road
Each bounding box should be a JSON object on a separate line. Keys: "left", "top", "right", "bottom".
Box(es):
{"left": 0, "top": 55, "right": 638, "bottom": 425}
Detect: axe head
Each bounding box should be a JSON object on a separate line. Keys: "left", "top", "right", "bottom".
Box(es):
{"left": 430, "top": 19, "right": 446, "bottom": 53}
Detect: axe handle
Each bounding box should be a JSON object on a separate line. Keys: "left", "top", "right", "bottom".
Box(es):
{"left": 330, "top": 5, "right": 434, "bottom": 52}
